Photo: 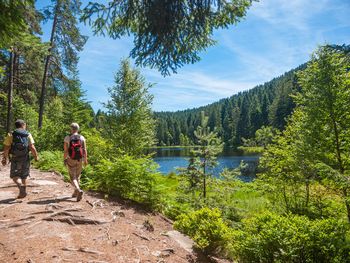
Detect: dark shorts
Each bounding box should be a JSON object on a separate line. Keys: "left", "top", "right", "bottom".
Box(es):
{"left": 10, "top": 156, "right": 30, "bottom": 179}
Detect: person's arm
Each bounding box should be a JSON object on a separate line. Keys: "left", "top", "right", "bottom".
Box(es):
{"left": 1, "top": 145, "right": 10, "bottom": 166}
{"left": 29, "top": 144, "right": 39, "bottom": 161}
{"left": 28, "top": 134, "right": 38, "bottom": 161}
{"left": 63, "top": 141, "right": 69, "bottom": 164}
{"left": 2, "top": 134, "right": 12, "bottom": 166}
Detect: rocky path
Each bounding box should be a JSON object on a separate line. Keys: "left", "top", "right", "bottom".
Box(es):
{"left": 0, "top": 165, "right": 206, "bottom": 263}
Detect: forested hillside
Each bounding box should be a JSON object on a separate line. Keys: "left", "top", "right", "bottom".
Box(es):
{"left": 155, "top": 64, "right": 305, "bottom": 146}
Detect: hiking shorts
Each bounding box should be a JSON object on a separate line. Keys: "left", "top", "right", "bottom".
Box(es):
{"left": 10, "top": 156, "right": 30, "bottom": 179}
{"left": 66, "top": 158, "right": 83, "bottom": 181}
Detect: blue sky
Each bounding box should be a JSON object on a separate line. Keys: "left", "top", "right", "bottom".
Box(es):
{"left": 37, "top": 0, "right": 350, "bottom": 112}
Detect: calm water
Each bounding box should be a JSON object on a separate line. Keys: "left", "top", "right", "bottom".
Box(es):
{"left": 149, "top": 147, "right": 260, "bottom": 181}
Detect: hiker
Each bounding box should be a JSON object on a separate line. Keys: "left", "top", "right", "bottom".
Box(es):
{"left": 1, "top": 119, "right": 39, "bottom": 198}
{"left": 63, "top": 123, "right": 88, "bottom": 202}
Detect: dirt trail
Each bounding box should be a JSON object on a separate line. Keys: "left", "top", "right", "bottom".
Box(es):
{"left": 0, "top": 165, "right": 208, "bottom": 263}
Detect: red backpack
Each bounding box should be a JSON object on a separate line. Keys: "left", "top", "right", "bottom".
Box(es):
{"left": 68, "top": 135, "right": 83, "bottom": 160}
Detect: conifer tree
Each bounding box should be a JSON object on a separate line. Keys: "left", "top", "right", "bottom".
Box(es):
{"left": 105, "top": 59, "right": 156, "bottom": 156}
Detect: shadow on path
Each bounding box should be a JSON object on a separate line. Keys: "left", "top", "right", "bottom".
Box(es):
{"left": 0, "top": 198, "right": 21, "bottom": 204}
{"left": 0, "top": 185, "right": 35, "bottom": 189}
{"left": 28, "top": 196, "right": 75, "bottom": 205}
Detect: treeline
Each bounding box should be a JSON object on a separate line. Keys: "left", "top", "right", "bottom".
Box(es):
{"left": 155, "top": 64, "right": 305, "bottom": 146}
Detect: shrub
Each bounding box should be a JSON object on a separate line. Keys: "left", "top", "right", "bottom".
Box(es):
{"left": 80, "top": 128, "right": 113, "bottom": 165}
{"left": 230, "top": 212, "right": 350, "bottom": 263}
{"left": 34, "top": 151, "right": 69, "bottom": 180}
{"left": 85, "top": 155, "right": 160, "bottom": 205}
{"left": 174, "top": 207, "right": 233, "bottom": 255}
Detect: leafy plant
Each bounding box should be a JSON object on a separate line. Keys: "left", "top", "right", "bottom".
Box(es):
{"left": 85, "top": 155, "right": 160, "bottom": 206}
{"left": 230, "top": 212, "right": 350, "bottom": 263}
{"left": 174, "top": 207, "right": 232, "bottom": 255}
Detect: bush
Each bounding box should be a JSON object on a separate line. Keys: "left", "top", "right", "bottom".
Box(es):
{"left": 34, "top": 151, "right": 69, "bottom": 180}
{"left": 230, "top": 212, "right": 350, "bottom": 263}
{"left": 174, "top": 207, "right": 233, "bottom": 255}
{"left": 85, "top": 155, "right": 160, "bottom": 205}
{"left": 80, "top": 128, "right": 113, "bottom": 165}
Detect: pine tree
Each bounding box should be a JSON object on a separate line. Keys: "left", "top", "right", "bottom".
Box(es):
{"left": 192, "top": 111, "right": 223, "bottom": 199}
{"left": 105, "top": 59, "right": 156, "bottom": 156}
{"left": 82, "top": 0, "right": 254, "bottom": 75}
{"left": 38, "top": 0, "right": 87, "bottom": 128}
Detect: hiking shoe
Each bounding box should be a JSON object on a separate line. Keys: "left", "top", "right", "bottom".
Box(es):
{"left": 17, "top": 186, "right": 27, "bottom": 199}
{"left": 76, "top": 190, "right": 83, "bottom": 202}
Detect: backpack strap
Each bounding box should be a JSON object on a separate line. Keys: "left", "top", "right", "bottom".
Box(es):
{"left": 12, "top": 129, "right": 29, "bottom": 138}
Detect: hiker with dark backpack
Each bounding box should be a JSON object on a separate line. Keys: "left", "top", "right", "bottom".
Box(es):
{"left": 63, "top": 123, "right": 88, "bottom": 202}
{"left": 1, "top": 119, "right": 39, "bottom": 198}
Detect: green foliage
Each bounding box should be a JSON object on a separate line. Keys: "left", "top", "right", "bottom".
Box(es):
{"left": 242, "top": 125, "right": 279, "bottom": 149}
{"left": 34, "top": 151, "right": 69, "bottom": 180}
{"left": 82, "top": 0, "right": 254, "bottom": 75}
{"left": 237, "top": 146, "right": 264, "bottom": 154}
{"left": 104, "top": 59, "right": 156, "bottom": 156}
{"left": 190, "top": 112, "right": 224, "bottom": 198}
{"left": 260, "top": 45, "right": 350, "bottom": 220}
{"left": 85, "top": 155, "right": 159, "bottom": 206}
{"left": 174, "top": 208, "right": 232, "bottom": 255}
{"left": 230, "top": 212, "right": 350, "bottom": 263}
{"left": 80, "top": 128, "right": 112, "bottom": 166}
{"left": 43, "top": 0, "right": 87, "bottom": 75}
{"left": 0, "top": 0, "right": 34, "bottom": 48}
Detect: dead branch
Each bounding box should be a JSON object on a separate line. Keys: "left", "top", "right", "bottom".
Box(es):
{"left": 62, "top": 247, "right": 103, "bottom": 255}
{"left": 132, "top": 232, "right": 150, "bottom": 241}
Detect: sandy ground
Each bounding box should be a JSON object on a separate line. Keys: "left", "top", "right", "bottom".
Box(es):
{"left": 0, "top": 164, "right": 214, "bottom": 263}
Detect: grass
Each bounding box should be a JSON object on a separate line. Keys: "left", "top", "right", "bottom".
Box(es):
{"left": 230, "top": 184, "right": 270, "bottom": 217}
{"left": 154, "top": 173, "right": 179, "bottom": 196}
{"left": 237, "top": 146, "right": 264, "bottom": 154}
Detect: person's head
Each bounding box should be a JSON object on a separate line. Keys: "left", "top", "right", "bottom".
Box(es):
{"left": 70, "top": 123, "right": 80, "bottom": 134}
{"left": 15, "top": 119, "right": 26, "bottom": 130}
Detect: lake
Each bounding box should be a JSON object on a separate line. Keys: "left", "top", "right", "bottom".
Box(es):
{"left": 149, "top": 147, "right": 260, "bottom": 182}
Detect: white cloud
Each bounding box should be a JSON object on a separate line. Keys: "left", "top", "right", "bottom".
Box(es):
{"left": 145, "top": 68, "right": 259, "bottom": 111}
{"left": 250, "top": 0, "right": 329, "bottom": 31}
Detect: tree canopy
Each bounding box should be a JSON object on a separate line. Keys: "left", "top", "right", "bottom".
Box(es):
{"left": 81, "top": 0, "right": 254, "bottom": 75}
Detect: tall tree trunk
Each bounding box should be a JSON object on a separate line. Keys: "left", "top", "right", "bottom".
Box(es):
{"left": 38, "top": 1, "right": 59, "bottom": 129}
{"left": 6, "top": 48, "right": 15, "bottom": 133}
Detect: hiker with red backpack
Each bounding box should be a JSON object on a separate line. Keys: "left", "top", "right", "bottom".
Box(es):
{"left": 1, "top": 119, "right": 39, "bottom": 198}
{"left": 63, "top": 123, "right": 88, "bottom": 202}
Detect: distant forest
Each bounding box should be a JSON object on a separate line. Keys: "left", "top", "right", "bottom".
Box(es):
{"left": 154, "top": 64, "right": 306, "bottom": 146}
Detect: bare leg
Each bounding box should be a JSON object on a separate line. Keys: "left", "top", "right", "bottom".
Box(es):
{"left": 13, "top": 177, "right": 27, "bottom": 198}
{"left": 21, "top": 179, "right": 26, "bottom": 186}
{"left": 73, "top": 176, "right": 83, "bottom": 202}
{"left": 71, "top": 176, "right": 81, "bottom": 191}
{"left": 12, "top": 177, "right": 21, "bottom": 187}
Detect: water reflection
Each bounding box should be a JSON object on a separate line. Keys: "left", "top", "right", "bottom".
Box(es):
{"left": 148, "top": 147, "right": 260, "bottom": 182}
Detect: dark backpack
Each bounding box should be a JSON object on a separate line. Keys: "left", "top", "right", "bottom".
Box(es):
{"left": 10, "top": 130, "right": 30, "bottom": 158}
{"left": 68, "top": 135, "right": 83, "bottom": 160}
